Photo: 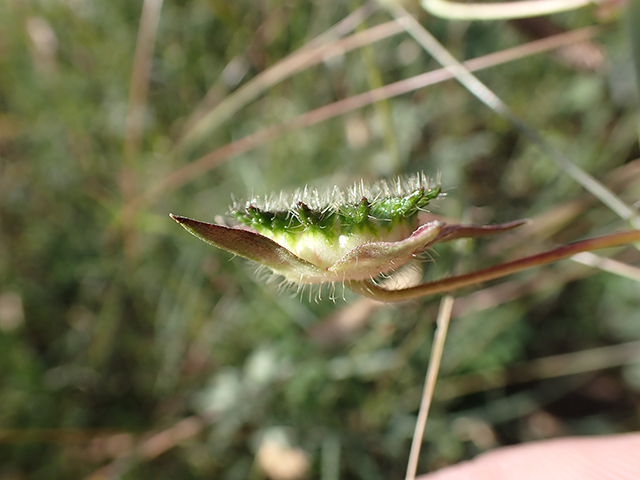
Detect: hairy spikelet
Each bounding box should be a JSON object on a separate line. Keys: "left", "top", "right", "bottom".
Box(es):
{"left": 229, "top": 172, "right": 441, "bottom": 238}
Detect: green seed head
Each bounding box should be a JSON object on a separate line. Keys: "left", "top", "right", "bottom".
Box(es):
{"left": 171, "top": 172, "right": 527, "bottom": 288}
{"left": 229, "top": 173, "right": 441, "bottom": 268}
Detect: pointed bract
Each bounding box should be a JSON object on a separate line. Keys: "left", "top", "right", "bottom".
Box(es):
{"left": 328, "top": 222, "right": 443, "bottom": 280}
{"left": 170, "top": 214, "right": 325, "bottom": 282}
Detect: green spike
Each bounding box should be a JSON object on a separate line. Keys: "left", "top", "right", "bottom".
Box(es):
{"left": 340, "top": 197, "right": 371, "bottom": 225}
{"left": 295, "top": 202, "right": 324, "bottom": 227}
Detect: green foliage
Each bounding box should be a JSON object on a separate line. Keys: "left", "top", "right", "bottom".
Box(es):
{"left": 1, "top": 1, "right": 639, "bottom": 479}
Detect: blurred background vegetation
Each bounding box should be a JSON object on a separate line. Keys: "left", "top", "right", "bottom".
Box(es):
{"left": 1, "top": 0, "right": 639, "bottom": 479}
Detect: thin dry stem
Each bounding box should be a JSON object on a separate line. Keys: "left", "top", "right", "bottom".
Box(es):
{"left": 405, "top": 295, "right": 455, "bottom": 480}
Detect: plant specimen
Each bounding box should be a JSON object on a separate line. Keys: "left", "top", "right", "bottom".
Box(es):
{"left": 170, "top": 172, "right": 640, "bottom": 302}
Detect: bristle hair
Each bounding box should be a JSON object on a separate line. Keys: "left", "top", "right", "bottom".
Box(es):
{"left": 230, "top": 172, "right": 439, "bottom": 217}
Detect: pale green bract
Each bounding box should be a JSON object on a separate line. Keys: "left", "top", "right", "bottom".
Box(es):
{"left": 170, "top": 173, "right": 525, "bottom": 287}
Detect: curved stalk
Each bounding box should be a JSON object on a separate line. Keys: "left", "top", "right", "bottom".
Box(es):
{"left": 348, "top": 230, "right": 640, "bottom": 302}
{"left": 421, "top": 0, "right": 595, "bottom": 21}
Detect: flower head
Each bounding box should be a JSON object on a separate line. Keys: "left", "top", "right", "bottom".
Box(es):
{"left": 170, "top": 173, "right": 525, "bottom": 287}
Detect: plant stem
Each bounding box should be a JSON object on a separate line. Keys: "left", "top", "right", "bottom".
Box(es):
{"left": 348, "top": 230, "right": 640, "bottom": 302}
{"left": 405, "top": 295, "right": 454, "bottom": 480}
{"left": 421, "top": 0, "right": 594, "bottom": 21}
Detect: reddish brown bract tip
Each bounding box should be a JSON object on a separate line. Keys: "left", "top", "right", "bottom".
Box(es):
{"left": 169, "top": 213, "right": 186, "bottom": 224}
